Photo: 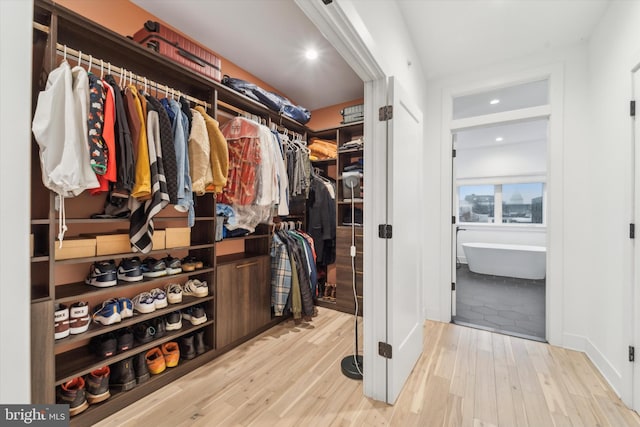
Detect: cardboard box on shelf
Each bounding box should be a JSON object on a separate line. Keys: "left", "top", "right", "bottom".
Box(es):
{"left": 165, "top": 227, "right": 191, "bottom": 248}
{"left": 54, "top": 238, "right": 97, "bottom": 260}
{"left": 152, "top": 229, "right": 165, "bottom": 250}
{"left": 80, "top": 233, "right": 130, "bottom": 256}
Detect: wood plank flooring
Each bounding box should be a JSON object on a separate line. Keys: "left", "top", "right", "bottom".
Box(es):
{"left": 95, "top": 308, "right": 640, "bottom": 427}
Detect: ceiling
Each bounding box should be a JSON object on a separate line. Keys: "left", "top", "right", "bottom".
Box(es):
{"left": 132, "top": 0, "right": 610, "bottom": 111}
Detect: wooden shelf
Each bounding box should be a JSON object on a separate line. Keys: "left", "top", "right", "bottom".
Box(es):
{"left": 31, "top": 219, "right": 50, "bottom": 225}
{"left": 54, "top": 244, "right": 214, "bottom": 265}
{"left": 54, "top": 295, "right": 214, "bottom": 350}
{"left": 338, "top": 200, "right": 364, "bottom": 205}
{"left": 56, "top": 319, "right": 214, "bottom": 384}
{"left": 219, "top": 233, "right": 270, "bottom": 242}
{"left": 338, "top": 148, "right": 364, "bottom": 155}
{"left": 311, "top": 158, "right": 336, "bottom": 164}
{"left": 31, "top": 255, "right": 50, "bottom": 263}
{"left": 55, "top": 267, "right": 215, "bottom": 302}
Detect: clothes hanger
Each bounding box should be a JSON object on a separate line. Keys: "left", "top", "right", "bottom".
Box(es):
{"left": 88, "top": 55, "right": 92, "bottom": 73}
{"left": 63, "top": 45, "right": 67, "bottom": 62}
{"left": 77, "top": 50, "right": 82, "bottom": 68}
{"left": 100, "top": 60, "right": 104, "bottom": 79}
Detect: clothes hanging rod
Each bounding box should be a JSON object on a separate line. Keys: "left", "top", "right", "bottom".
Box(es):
{"left": 33, "top": 21, "right": 212, "bottom": 110}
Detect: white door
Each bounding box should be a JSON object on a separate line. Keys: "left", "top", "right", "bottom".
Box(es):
{"left": 451, "top": 133, "right": 457, "bottom": 317}
{"left": 384, "top": 77, "right": 424, "bottom": 403}
{"left": 632, "top": 66, "right": 640, "bottom": 412}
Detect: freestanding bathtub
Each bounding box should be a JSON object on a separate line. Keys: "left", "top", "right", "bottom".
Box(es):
{"left": 462, "top": 243, "right": 546, "bottom": 280}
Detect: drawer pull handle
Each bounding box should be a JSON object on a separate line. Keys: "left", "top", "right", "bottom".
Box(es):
{"left": 236, "top": 262, "right": 258, "bottom": 269}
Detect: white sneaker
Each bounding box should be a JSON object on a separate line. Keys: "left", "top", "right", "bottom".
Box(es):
{"left": 149, "top": 288, "right": 168, "bottom": 309}
{"left": 132, "top": 292, "right": 156, "bottom": 314}
{"left": 165, "top": 283, "right": 183, "bottom": 304}
{"left": 183, "top": 279, "right": 208, "bottom": 298}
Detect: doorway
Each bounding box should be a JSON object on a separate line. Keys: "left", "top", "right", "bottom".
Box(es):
{"left": 450, "top": 80, "right": 549, "bottom": 341}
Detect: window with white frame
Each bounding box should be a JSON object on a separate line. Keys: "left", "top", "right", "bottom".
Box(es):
{"left": 458, "top": 182, "right": 544, "bottom": 224}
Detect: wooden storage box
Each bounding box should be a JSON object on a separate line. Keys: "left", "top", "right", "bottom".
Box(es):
{"left": 152, "top": 229, "right": 166, "bottom": 250}
{"left": 80, "top": 233, "right": 131, "bottom": 256}
{"left": 54, "top": 238, "right": 96, "bottom": 260}
{"left": 116, "top": 229, "right": 165, "bottom": 251}
{"left": 165, "top": 227, "right": 191, "bottom": 248}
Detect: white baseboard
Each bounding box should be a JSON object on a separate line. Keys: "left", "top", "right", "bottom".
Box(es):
{"left": 562, "top": 333, "right": 623, "bottom": 399}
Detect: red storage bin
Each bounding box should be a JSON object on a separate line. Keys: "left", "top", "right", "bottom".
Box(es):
{"left": 133, "top": 21, "right": 221, "bottom": 82}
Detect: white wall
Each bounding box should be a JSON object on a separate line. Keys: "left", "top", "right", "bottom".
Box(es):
{"left": 583, "top": 0, "right": 640, "bottom": 405}
{"left": 347, "top": 0, "right": 426, "bottom": 107}
{"left": 457, "top": 139, "right": 546, "bottom": 180}
{"left": 0, "top": 0, "right": 33, "bottom": 403}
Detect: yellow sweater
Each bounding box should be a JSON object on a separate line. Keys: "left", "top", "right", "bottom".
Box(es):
{"left": 128, "top": 86, "right": 151, "bottom": 199}
{"left": 195, "top": 106, "right": 229, "bottom": 193}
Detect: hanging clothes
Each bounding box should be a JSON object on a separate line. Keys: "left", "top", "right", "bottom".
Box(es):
{"left": 306, "top": 174, "right": 336, "bottom": 265}
{"left": 271, "top": 228, "right": 318, "bottom": 318}
{"left": 103, "top": 74, "right": 134, "bottom": 198}
{"left": 32, "top": 60, "right": 99, "bottom": 244}
{"left": 195, "top": 105, "right": 229, "bottom": 194}
{"left": 125, "top": 85, "right": 151, "bottom": 200}
{"left": 168, "top": 98, "right": 194, "bottom": 226}
{"left": 146, "top": 94, "right": 178, "bottom": 205}
{"left": 271, "top": 131, "right": 289, "bottom": 216}
{"left": 90, "top": 77, "right": 117, "bottom": 195}
{"left": 129, "top": 107, "right": 170, "bottom": 253}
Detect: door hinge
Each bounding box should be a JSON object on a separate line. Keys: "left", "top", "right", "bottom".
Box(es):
{"left": 322, "top": 0, "right": 333, "bottom": 4}
{"left": 452, "top": 216, "right": 456, "bottom": 225}
{"left": 630, "top": 345, "right": 635, "bottom": 362}
{"left": 378, "top": 224, "right": 393, "bottom": 239}
{"left": 379, "top": 342, "right": 393, "bottom": 359}
{"left": 631, "top": 223, "right": 635, "bottom": 239}
{"left": 379, "top": 105, "right": 393, "bottom": 121}
{"left": 631, "top": 100, "right": 636, "bottom": 117}
{"left": 451, "top": 282, "right": 456, "bottom": 291}
{"left": 452, "top": 148, "right": 457, "bottom": 158}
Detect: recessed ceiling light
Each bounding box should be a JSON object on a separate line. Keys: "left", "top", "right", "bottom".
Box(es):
{"left": 305, "top": 49, "right": 318, "bottom": 60}
{"left": 490, "top": 99, "right": 500, "bottom": 105}
{"left": 495, "top": 137, "right": 504, "bottom": 142}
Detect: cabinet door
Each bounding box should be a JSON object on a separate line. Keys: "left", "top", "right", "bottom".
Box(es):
{"left": 216, "top": 256, "right": 270, "bottom": 348}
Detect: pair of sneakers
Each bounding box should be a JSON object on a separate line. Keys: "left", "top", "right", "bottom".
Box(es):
{"left": 55, "top": 302, "right": 90, "bottom": 339}
{"left": 132, "top": 288, "right": 168, "bottom": 313}
{"left": 164, "top": 279, "right": 208, "bottom": 304}
{"left": 92, "top": 298, "right": 133, "bottom": 326}
{"left": 141, "top": 256, "right": 182, "bottom": 278}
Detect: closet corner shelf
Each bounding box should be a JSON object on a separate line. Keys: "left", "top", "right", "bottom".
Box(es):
{"left": 338, "top": 200, "right": 364, "bottom": 205}
{"left": 31, "top": 219, "right": 50, "bottom": 225}
{"left": 31, "top": 296, "right": 50, "bottom": 305}
{"left": 311, "top": 158, "right": 336, "bottom": 164}
{"left": 55, "top": 267, "right": 215, "bottom": 302}
{"left": 54, "top": 295, "right": 215, "bottom": 349}
{"left": 31, "top": 255, "right": 50, "bottom": 263}
{"left": 55, "top": 319, "right": 215, "bottom": 385}
{"left": 218, "top": 233, "right": 270, "bottom": 243}
{"left": 337, "top": 148, "right": 364, "bottom": 155}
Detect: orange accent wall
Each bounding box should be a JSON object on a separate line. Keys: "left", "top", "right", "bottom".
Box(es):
{"left": 308, "top": 98, "right": 364, "bottom": 131}
{"left": 55, "top": 0, "right": 287, "bottom": 98}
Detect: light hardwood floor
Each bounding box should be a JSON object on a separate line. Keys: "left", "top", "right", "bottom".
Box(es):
{"left": 95, "top": 307, "right": 640, "bottom": 426}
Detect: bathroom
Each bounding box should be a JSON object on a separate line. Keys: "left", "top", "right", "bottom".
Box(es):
{"left": 452, "top": 81, "right": 548, "bottom": 340}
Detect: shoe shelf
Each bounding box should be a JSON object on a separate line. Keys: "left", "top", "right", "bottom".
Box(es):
{"left": 53, "top": 244, "right": 215, "bottom": 266}
{"left": 55, "top": 319, "right": 214, "bottom": 385}
{"left": 55, "top": 268, "right": 215, "bottom": 303}
{"left": 31, "top": 255, "right": 50, "bottom": 263}
{"left": 219, "top": 233, "right": 271, "bottom": 242}
{"left": 70, "top": 349, "right": 215, "bottom": 427}
{"left": 54, "top": 295, "right": 214, "bottom": 348}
